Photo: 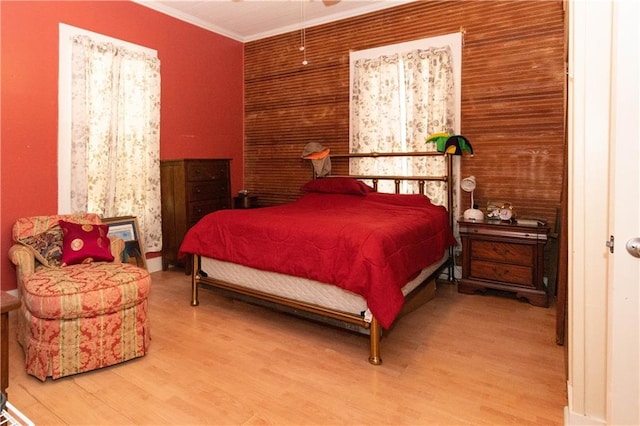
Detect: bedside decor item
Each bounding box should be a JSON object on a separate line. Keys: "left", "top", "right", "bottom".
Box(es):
{"left": 301, "top": 142, "right": 331, "bottom": 177}
{"left": 460, "top": 176, "right": 484, "bottom": 221}
{"left": 102, "top": 216, "right": 147, "bottom": 269}
{"left": 487, "top": 201, "right": 515, "bottom": 222}
{"left": 499, "top": 203, "right": 515, "bottom": 221}
{"left": 426, "top": 132, "right": 474, "bottom": 156}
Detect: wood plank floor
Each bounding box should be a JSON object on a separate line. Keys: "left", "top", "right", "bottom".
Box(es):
{"left": 5, "top": 269, "right": 567, "bottom": 425}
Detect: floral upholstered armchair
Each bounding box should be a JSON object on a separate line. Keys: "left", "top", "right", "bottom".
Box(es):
{"left": 8, "top": 213, "right": 151, "bottom": 380}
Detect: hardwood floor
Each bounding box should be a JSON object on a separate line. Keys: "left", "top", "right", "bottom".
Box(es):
{"left": 5, "top": 269, "right": 567, "bottom": 425}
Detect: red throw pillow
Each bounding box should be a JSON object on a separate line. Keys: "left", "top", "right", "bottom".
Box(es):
{"left": 59, "top": 220, "right": 114, "bottom": 266}
{"left": 301, "top": 178, "right": 374, "bottom": 195}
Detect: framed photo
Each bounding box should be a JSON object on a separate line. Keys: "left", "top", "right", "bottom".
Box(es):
{"left": 102, "top": 216, "right": 147, "bottom": 270}
{"left": 107, "top": 223, "right": 136, "bottom": 242}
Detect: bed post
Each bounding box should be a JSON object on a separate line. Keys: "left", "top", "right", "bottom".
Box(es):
{"left": 447, "top": 153, "right": 456, "bottom": 282}
{"left": 368, "top": 317, "right": 382, "bottom": 365}
{"left": 191, "top": 255, "right": 200, "bottom": 306}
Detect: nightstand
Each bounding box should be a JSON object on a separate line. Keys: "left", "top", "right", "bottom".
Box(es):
{"left": 1, "top": 292, "right": 21, "bottom": 397}
{"left": 458, "top": 219, "right": 549, "bottom": 307}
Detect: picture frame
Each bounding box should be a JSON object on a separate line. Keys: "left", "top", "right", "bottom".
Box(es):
{"left": 102, "top": 216, "right": 147, "bottom": 270}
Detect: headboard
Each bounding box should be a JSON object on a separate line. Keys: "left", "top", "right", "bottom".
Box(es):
{"left": 311, "top": 151, "right": 457, "bottom": 281}
{"left": 312, "top": 151, "right": 454, "bottom": 210}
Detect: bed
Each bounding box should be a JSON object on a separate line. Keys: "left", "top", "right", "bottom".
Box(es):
{"left": 179, "top": 152, "right": 456, "bottom": 364}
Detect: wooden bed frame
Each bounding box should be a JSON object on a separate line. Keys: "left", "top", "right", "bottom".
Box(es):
{"left": 189, "top": 151, "right": 455, "bottom": 365}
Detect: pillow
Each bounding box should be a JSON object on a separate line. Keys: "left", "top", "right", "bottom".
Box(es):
{"left": 59, "top": 220, "right": 114, "bottom": 266}
{"left": 301, "top": 178, "right": 374, "bottom": 195}
{"left": 18, "top": 227, "right": 64, "bottom": 267}
{"left": 365, "top": 192, "right": 434, "bottom": 207}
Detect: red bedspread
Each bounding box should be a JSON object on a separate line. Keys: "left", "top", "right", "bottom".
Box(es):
{"left": 179, "top": 191, "right": 455, "bottom": 328}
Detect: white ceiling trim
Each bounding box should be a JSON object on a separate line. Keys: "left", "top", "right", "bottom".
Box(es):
{"left": 132, "top": 0, "right": 416, "bottom": 43}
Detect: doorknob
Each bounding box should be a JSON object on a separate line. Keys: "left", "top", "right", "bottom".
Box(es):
{"left": 626, "top": 238, "right": 640, "bottom": 258}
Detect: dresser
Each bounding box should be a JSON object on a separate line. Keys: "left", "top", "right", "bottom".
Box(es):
{"left": 160, "top": 159, "right": 231, "bottom": 271}
{"left": 458, "top": 219, "right": 549, "bottom": 307}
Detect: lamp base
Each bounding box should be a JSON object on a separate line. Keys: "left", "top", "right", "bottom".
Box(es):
{"left": 463, "top": 208, "right": 484, "bottom": 221}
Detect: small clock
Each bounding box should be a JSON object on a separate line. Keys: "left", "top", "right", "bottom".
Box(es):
{"left": 499, "top": 207, "right": 513, "bottom": 221}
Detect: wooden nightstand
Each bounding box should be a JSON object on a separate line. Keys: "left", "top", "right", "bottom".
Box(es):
{"left": 458, "top": 219, "right": 549, "bottom": 307}
{"left": 1, "top": 292, "right": 21, "bottom": 397}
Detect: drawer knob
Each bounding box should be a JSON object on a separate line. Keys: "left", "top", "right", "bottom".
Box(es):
{"left": 492, "top": 266, "right": 509, "bottom": 279}
{"left": 492, "top": 246, "right": 511, "bottom": 256}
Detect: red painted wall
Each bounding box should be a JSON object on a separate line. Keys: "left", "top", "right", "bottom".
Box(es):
{"left": 1, "top": 1, "right": 244, "bottom": 290}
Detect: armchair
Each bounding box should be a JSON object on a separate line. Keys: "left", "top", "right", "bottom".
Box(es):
{"left": 8, "top": 213, "right": 151, "bottom": 380}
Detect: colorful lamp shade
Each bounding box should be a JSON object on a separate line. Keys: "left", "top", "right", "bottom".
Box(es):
{"left": 426, "top": 133, "right": 474, "bottom": 156}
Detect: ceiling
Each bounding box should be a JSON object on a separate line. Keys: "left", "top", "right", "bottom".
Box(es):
{"left": 133, "top": 0, "right": 416, "bottom": 42}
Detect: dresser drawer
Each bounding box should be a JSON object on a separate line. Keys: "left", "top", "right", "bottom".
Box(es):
{"left": 470, "top": 240, "right": 532, "bottom": 266}
{"left": 188, "top": 181, "right": 230, "bottom": 201}
{"left": 188, "top": 201, "right": 217, "bottom": 224}
{"left": 470, "top": 260, "right": 533, "bottom": 287}
{"left": 188, "top": 198, "right": 231, "bottom": 224}
{"left": 186, "top": 161, "right": 229, "bottom": 182}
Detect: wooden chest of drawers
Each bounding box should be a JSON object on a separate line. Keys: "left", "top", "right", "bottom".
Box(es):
{"left": 160, "top": 159, "right": 231, "bottom": 271}
{"left": 458, "top": 219, "right": 549, "bottom": 307}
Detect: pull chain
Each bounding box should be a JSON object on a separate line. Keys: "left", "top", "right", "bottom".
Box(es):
{"left": 300, "top": 0, "right": 308, "bottom": 65}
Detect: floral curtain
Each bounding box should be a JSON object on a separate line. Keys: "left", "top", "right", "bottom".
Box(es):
{"left": 70, "top": 35, "right": 162, "bottom": 253}
{"left": 350, "top": 47, "right": 454, "bottom": 205}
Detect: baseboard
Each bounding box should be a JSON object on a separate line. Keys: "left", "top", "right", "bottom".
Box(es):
{"left": 564, "top": 383, "right": 606, "bottom": 425}
{"left": 146, "top": 257, "right": 162, "bottom": 273}
{"left": 564, "top": 407, "right": 605, "bottom": 426}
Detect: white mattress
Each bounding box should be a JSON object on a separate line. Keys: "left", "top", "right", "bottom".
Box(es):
{"left": 199, "top": 251, "right": 448, "bottom": 322}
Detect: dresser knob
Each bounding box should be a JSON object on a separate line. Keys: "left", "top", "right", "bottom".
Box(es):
{"left": 492, "top": 246, "right": 511, "bottom": 256}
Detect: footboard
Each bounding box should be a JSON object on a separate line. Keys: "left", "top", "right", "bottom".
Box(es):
{"left": 190, "top": 255, "right": 384, "bottom": 364}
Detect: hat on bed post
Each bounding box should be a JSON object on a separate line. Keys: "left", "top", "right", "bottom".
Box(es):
{"left": 301, "top": 142, "right": 332, "bottom": 178}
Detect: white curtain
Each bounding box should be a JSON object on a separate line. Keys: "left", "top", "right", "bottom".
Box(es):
{"left": 350, "top": 47, "right": 454, "bottom": 204}
{"left": 70, "top": 35, "right": 162, "bottom": 253}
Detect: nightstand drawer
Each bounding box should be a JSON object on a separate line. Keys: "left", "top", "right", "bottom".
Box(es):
{"left": 188, "top": 198, "right": 230, "bottom": 223}
{"left": 470, "top": 260, "right": 533, "bottom": 287}
{"left": 471, "top": 240, "right": 532, "bottom": 266}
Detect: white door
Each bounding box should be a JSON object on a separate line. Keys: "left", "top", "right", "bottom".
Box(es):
{"left": 567, "top": 1, "right": 639, "bottom": 424}
{"left": 607, "top": 1, "right": 639, "bottom": 424}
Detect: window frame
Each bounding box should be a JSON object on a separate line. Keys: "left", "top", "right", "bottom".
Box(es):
{"left": 57, "top": 23, "right": 158, "bottom": 214}
{"left": 349, "top": 32, "right": 463, "bottom": 142}
{"left": 348, "top": 32, "right": 463, "bottom": 201}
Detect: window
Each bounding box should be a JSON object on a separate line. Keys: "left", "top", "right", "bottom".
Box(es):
{"left": 58, "top": 24, "right": 162, "bottom": 253}
{"left": 349, "top": 33, "right": 462, "bottom": 204}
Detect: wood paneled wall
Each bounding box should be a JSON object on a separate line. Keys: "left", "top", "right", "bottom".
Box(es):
{"left": 244, "top": 0, "right": 566, "bottom": 230}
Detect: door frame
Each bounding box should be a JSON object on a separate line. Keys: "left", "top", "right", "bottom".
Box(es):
{"left": 566, "top": 0, "right": 639, "bottom": 424}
